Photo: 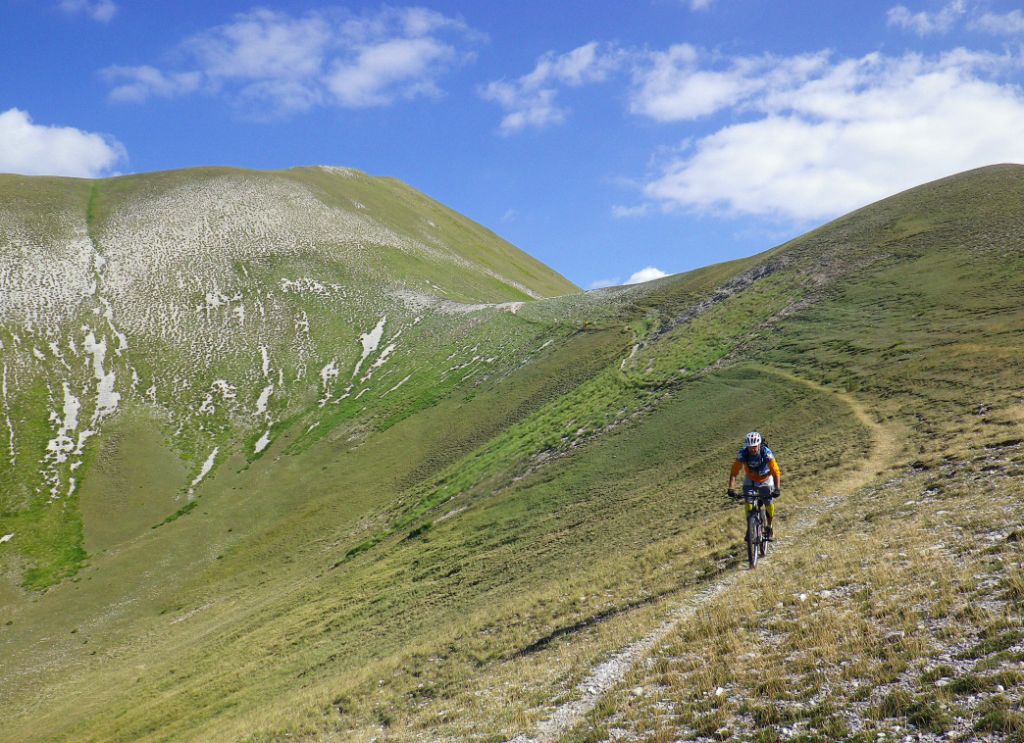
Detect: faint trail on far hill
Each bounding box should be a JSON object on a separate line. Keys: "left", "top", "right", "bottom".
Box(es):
{"left": 507, "top": 366, "right": 903, "bottom": 743}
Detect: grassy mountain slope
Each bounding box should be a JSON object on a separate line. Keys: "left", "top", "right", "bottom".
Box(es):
{"left": 0, "top": 165, "right": 578, "bottom": 588}
{"left": 1, "top": 165, "right": 1022, "bottom": 742}
{"left": 563, "top": 165, "right": 1024, "bottom": 742}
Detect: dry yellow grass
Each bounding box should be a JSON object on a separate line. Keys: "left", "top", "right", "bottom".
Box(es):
{"left": 565, "top": 434, "right": 1024, "bottom": 742}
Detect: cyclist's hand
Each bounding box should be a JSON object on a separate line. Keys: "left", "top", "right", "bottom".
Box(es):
{"left": 727, "top": 488, "right": 737, "bottom": 498}
{"left": 772, "top": 488, "right": 781, "bottom": 498}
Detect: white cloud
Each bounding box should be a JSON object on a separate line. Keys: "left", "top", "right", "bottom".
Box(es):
{"left": 629, "top": 45, "right": 830, "bottom": 122}
{"left": 59, "top": 0, "right": 117, "bottom": 23}
{"left": 630, "top": 44, "right": 742, "bottom": 120}
{"left": 327, "top": 36, "right": 455, "bottom": 107}
{"left": 971, "top": 9, "right": 1024, "bottom": 36}
{"left": 611, "top": 204, "right": 650, "bottom": 218}
{"left": 102, "top": 6, "right": 476, "bottom": 114}
{"left": 481, "top": 83, "right": 564, "bottom": 131}
{"left": 689, "top": 0, "right": 714, "bottom": 10}
{"left": 640, "top": 49, "right": 1024, "bottom": 220}
{"left": 587, "top": 267, "right": 670, "bottom": 288}
{"left": 102, "top": 66, "right": 203, "bottom": 103}
{"left": 0, "top": 108, "right": 125, "bottom": 178}
{"left": 480, "top": 42, "right": 624, "bottom": 133}
{"left": 886, "top": 1, "right": 966, "bottom": 36}
{"left": 187, "top": 9, "right": 332, "bottom": 82}
{"left": 626, "top": 267, "right": 669, "bottom": 284}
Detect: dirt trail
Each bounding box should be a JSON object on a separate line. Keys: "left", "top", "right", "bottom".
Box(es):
{"left": 757, "top": 365, "right": 905, "bottom": 517}
{"left": 507, "top": 366, "right": 904, "bottom": 743}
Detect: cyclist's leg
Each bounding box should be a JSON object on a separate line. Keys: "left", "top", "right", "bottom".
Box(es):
{"left": 763, "top": 476, "right": 776, "bottom": 537}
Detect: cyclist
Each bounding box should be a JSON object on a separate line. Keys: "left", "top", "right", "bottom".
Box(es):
{"left": 727, "top": 431, "right": 781, "bottom": 539}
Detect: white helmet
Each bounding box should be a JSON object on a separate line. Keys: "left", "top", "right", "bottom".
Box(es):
{"left": 744, "top": 431, "right": 762, "bottom": 447}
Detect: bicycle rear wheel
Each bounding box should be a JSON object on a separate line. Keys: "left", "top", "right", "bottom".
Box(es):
{"left": 746, "top": 510, "right": 760, "bottom": 568}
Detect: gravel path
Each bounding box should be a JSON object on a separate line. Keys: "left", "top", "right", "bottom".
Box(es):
{"left": 506, "top": 368, "right": 903, "bottom": 743}
{"left": 508, "top": 577, "right": 739, "bottom": 743}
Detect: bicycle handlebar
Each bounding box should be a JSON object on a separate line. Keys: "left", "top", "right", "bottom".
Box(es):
{"left": 728, "top": 489, "right": 779, "bottom": 499}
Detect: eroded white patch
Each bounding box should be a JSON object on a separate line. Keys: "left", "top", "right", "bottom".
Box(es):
{"left": 279, "top": 277, "right": 344, "bottom": 296}
{"left": 100, "top": 297, "right": 128, "bottom": 354}
{"left": 48, "top": 341, "right": 70, "bottom": 369}
{"left": 61, "top": 383, "right": 80, "bottom": 431}
{"left": 259, "top": 345, "right": 270, "bottom": 378}
{"left": 212, "top": 379, "right": 237, "bottom": 400}
{"left": 352, "top": 316, "right": 386, "bottom": 378}
{"left": 75, "top": 429, "right": 94, "bottom": 455}
{"left": 0, "top": 533, "right": 12, "bottom": 544}
{"left": 447, "top": 355, "right": 482, "bottom": 374}
{"left": 255, "top": 384, "right": 273, "bottom": 415}
{"left": 199, "top": 379, "right": 237, "bottom": 415}
{"left": 318, "top": 360, "right": 339, "bottom": 406}
{"left": 198, "top": 394, "right": 216, "bottom": 415}
{"left": 320, "top": 361, "right": 338, "bottom": 387}
{"left": 295, "top": 311, "right": 310, "bottom": 335}
{"left": 45, "top": 383, "right": 82, "bottom": 465}
{"left": 382, "top": 374, "right": 412, "bottom": 396}
{"left": 83, "top": 330, "right": 120, "bottom": 424}
{"left": 393, "top": 291, "right": 532, "bottom": 316}
{"left": 1, "top": 363, "right": 15, "bottom": 465}
{"left": 360, "top": 342, "right": 396, "bottom": 383}
{"left": 331, "top": 382, "right": 354, "bottom": 404}
{"left": 254, "top": 430, "right": 271, "bottom": 454}
{"left": 189, "top": 447, "right": 219, "bottom": 497}
{"left": 203, "top": 288, "right": 230, "bottom": 312}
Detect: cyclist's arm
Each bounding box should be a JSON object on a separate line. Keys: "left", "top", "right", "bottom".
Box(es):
{"left": 769, "top": 458, "right": 781, "bottom": 489}
{"left": 728, "top": 459, "right": 742, "bottom": 490}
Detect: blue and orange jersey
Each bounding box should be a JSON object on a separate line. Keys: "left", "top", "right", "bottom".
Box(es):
{"left": 730, "top": 445, "right": 781, "bottom": 484}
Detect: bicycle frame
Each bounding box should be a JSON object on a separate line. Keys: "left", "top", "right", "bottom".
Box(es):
{"left": 742, "top": 485, "right": 775, "bottom": 513}
{"left": 741, "top": 486, "right": 775, "bottom": 568}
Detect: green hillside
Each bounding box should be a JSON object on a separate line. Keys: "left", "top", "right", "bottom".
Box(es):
{"left": 0, "top": 165, "right": 578, "bottom": 589}
{"left": 1, "top": 165, "right": 1022, "bottom": 742}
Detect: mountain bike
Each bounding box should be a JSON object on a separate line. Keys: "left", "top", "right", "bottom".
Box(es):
{"left": 734, "top": 486, "right": 777, "bottom": 569}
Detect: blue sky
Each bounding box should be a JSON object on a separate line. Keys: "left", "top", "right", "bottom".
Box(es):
{"left": 3, "top": 0, "right": 1024, "bottom": 289}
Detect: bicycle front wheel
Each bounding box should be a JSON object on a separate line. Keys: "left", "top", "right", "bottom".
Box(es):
{"left": 759, "top": 512, "right": 770, "bottom": 558}
{"left": 747, "top": 510, "right": 760, "bottom": 568}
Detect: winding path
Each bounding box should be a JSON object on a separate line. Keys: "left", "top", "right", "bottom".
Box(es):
{"left": 507, "top": 365, "right": 903, "bottom": 743}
